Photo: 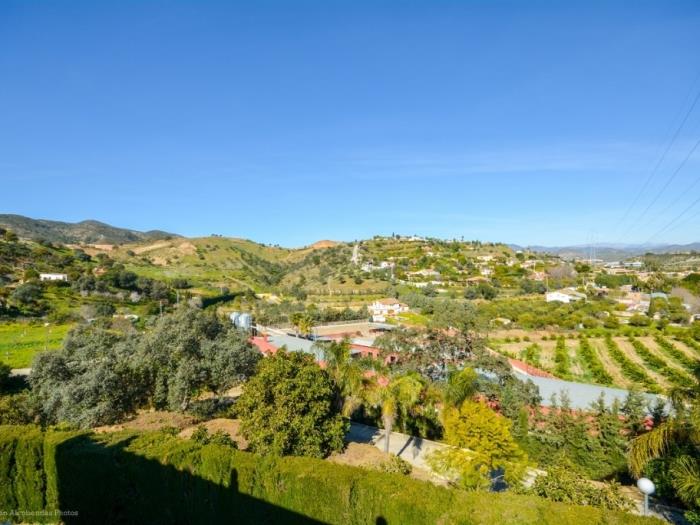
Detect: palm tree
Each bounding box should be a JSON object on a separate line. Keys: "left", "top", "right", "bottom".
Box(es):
{"left": 629, "top": 365, "right": 700, "bottom": 514}
{"left": 442, "top": 367, "right": 478, "bottom": 409}
{"left": 321, "top": 339, "right": 365, "bottom": 417}
{"left": 290, "top": 313, "right": 314, "bottom": 337}
{"left": 368, "top": 372, "right": 424, "bottom": 453}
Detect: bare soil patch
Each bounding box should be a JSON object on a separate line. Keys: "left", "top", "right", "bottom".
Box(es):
{"left": 94, "top": 410, "right": 197, "bottom": 433}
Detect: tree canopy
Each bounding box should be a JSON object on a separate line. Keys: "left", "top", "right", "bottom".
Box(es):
{"left": 236, "top": 350, "right": 347, "bottom": 458}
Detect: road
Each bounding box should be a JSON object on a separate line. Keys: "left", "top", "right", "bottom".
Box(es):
{"left": 347, "top": 422, "right": 445, "bottom": 472}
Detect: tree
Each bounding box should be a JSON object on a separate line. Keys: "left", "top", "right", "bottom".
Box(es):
{"left": 629, "top": 367, "right": 700, "bottom": 521}
{"left": 0, "top": 361, "right": 10, "bottom": 390}
{"left": 290, "top": 312, "right": 313, "bottom": 337}
{"left": 442, "top": 367, "right": 478, "bottom": 409}
{"left": 30, "top": 326, "right": 144, "bottom": 428}
{"left": 319, "top": 339, "right": 365, "bottom": 416}
{"left": 431, "top": 300, "right": 482, "bottom": 334}
{"left": 30, "top": 308, "right": 260, "bottom": 426}
{"left": 11, "top": 283, "right": 41, "bottom": 305}
{"left": 237, "top": 350, "right": 347, "bottom": 458}
{"left": 428, "top": 400, "right": 528, "bottom": 490}
{"left": 366, "top": 372, "right": 424, "bottom": 453}
{"left": 136, "top": 307, "right": 258, "bottom": 411}
{"left": 200, "top": 330, "right": 260, "bottom": 397}
{"left": 4, "top": 230, "right": 18, "bottom": 242}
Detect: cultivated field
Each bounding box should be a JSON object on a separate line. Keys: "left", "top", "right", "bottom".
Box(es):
{"left": 0, "top": 322, "right": 72, "bottom": 368}
{"left": 495, "top": 333, "right": 700, "bottom": 394}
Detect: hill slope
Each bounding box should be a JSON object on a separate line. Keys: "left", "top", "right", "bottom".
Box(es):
{"left": 0, "top": 214, "right": 177, "bottom": 244}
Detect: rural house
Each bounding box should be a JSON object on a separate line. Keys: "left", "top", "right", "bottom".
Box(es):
{"left": 368, "top": 298, "right": 409, "bottom": 322}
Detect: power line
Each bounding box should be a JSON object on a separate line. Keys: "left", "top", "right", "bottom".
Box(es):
{"left": 645, "top": 190, "right": 700, "bottom": 244}
{"left": 629, "top": 134, "right": 700, "bottom": 229}
{"left": 638, "top": 170, "right": 700, "bottom": 231}
{"left": 614, "top": 73, "right": 700, "bottom": 240}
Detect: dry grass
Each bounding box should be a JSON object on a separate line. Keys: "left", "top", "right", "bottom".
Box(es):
{"left": 94, "top": 410, "right": 197, "bottom": 433}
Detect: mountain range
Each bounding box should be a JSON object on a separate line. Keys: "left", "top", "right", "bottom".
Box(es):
{"left": 2, "top": 214, "right": 699, "bottom": 261}
{"left": 0, "top": 214, "right": 178, "bottom": 245}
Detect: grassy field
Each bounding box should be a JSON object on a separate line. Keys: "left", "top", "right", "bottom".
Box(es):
{"left": 0, "top": 322, "right": 72, "bottom": 368}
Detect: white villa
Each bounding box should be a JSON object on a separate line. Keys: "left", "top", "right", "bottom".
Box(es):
{"left": 368, "top": 298, "right": 409, "bottom": 322}
{"left": 545, "top": 288, "right": 586, "bottom": 303}
{"left": 39, "top": 273, "right": 68, "bottom": 282}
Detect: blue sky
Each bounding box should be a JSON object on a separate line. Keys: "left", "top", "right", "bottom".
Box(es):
{"left": 2, "top": 1, "right": 700, "bottom": 247}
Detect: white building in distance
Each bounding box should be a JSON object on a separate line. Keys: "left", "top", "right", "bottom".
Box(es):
{"left": 368, "top": 298, "right": 409, "bottom": 322}
{"left": 39, "top": 273, "right": 68, "bottom": 282}
{"left": 545, "top": 288, "right": 586, "bottom": 304}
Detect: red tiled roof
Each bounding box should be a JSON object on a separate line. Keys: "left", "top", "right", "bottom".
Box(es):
{"left": 507, "top": 358, "right": 555, "bottom": 379}
{"left": 250, "top": 336, "right": 278, "bottom": 356}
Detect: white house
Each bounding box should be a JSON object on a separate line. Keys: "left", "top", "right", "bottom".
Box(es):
{"left": 368, "top": 298, "right": 409, "bottom": 322}
{"left": 39, "top": 273, "right": 68, "bottom": 282}
{"left": 408, "top": 269, "right": 440, "bottom": 278}
{"left": 362, "top": 261, "right": 394, "bottom": 272}
{"left": 545, "top": 288, "right": 586, "bottom": 303}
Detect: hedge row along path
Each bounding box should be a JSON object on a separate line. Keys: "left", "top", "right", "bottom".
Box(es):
{"left": 0, "top": 426, "right": 658, "bottom": 525}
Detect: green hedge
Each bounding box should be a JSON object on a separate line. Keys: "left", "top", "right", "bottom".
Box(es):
{"left": 0, "top": 426, "right": 659, "bottom": 524}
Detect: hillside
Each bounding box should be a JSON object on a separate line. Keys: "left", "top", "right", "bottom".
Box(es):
{"left": 0, "top": 214, "right": 177, "bottom": 244}
{"left": 518, "top": 242, "right": 700, "bottom": 262}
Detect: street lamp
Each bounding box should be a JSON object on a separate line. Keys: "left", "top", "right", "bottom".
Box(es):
{"left": 637, "top": 477, "right": 655, "bottom": 516}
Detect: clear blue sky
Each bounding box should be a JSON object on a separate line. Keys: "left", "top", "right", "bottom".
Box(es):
{"left": 2, "top": 1, "right": 700, "bottom": 247}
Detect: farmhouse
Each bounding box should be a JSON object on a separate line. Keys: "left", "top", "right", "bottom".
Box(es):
{"left": 39, "top": 273, "right": 68, "bottom": 282}
{"left": 368, "top": 298, "right": 409, "bottom": 322}
{"left": 545, "top": 288, "right": 586, "bottom": 303}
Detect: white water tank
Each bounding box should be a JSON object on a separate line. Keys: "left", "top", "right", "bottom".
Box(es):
{"left": 237, "top": 313, "right": 252, "bottom": 330}
{"left": 229, "top": 312, "right": 240, "bottom": 326}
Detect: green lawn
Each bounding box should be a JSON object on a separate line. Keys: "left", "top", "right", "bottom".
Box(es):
{"left": 0, "top": 322, "right": 72, "bottom": 368}
{"left": 395, "top": 311, "right": 431, "bottom": 326}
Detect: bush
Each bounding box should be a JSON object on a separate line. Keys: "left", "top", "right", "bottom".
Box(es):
{"left": 378, "top": 454, "right": 412, "bottom": 475}
{"left": 578, "top": 338, "right": 613, "bottom": 385}
{"left": 603, "top": 335, "right": 659, "bottom": 393}
{"left": 527, "top": 465, "right": 633, "bottom": 512}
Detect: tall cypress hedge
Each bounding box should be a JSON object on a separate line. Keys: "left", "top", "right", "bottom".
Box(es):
{"left": 0, "top": 425, "right": 659, "bottom": 524}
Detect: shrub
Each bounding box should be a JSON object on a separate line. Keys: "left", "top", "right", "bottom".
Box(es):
{"left": 0, "top": 426, "right": 653, "bottom": 525}
{"left": 378, "top": 454, "right": 412, "bottom": 475}
{"left": 577, "top": 338, "right": 613, "bottom": 385}
{"left": 603, "top": 335, "right": 659, "bottom": 393}
{"left": 627, "top": 337, "right": 693, "bottom": 388}
{"left": 527, "top": 465, "right": 633, "bottom": 512}
{"left": 554, "top": 338, "right": 571, "bottom": 379}
{"left": 653, "top": 335, "right": 696, "bottom": 370}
